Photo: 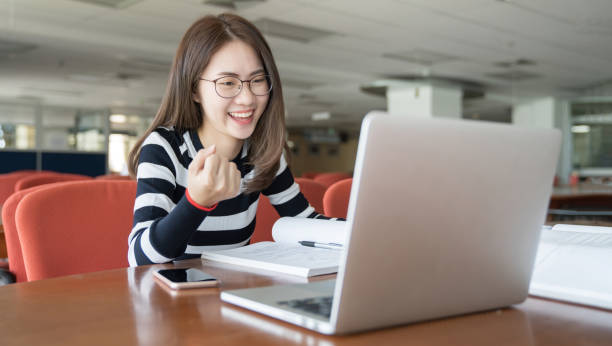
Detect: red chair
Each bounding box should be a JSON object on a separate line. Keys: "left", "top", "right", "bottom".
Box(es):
{"left": 14, "top": 172, "right": 92, "bottom": 191}
{"left": 251, "top": 196, "right": 278, "bottom": 243}
{"left": 2, "top": 185, "right": 50, "bottom": 282}
{"left": 323, "top": 178, "right": 353, "bottom": 219}
{"left": 251, "top": 178, "right": 328, "bottom": 243}
{"left": 294, "top": 178, "right": 326, "bottom": 213}
{"left": 95, "top": 174, "right": 133, "bottom": 180}
{"left": 301, "top": 171, "right": 320, "bottom": 179}
{"left": 0, "top": 171, "right": 39, "bottom": 273}
{"left": 313, "top": 172, "right": 352, "bottom": 188}
{"left": 15, "top": 180, "right": 137, "bottom": 281}
{"left": 0, "top": 171, "right": 39, "bottom": 207}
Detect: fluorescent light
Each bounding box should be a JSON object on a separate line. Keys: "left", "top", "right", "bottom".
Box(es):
{"left": 312, "top": 112, "right": 331, "bottom": 121}
{"left": 572, "top": 125, "right": 590, "bottom": 133}
{"left": 110, "top": 114, "right": 127, "bottom": 123}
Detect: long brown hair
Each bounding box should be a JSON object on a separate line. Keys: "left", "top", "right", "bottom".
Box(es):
{"left": 128, "top": 13, "right": 286, "bottom": 193}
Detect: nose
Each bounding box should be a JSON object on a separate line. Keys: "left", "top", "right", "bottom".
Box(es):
{"left": 233, "top": 82, "right": 255, "bottom": 105}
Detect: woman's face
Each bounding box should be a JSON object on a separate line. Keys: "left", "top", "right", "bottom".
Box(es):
{"left": 194, "top": 40, "right": 270, "bottom": 146}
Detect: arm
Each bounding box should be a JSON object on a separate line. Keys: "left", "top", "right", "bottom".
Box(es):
{"left": 128, "top": 132, "right": 241, "bottom": 266}
{"left": 128, "top": 132, "right": 211, "bottom": 266}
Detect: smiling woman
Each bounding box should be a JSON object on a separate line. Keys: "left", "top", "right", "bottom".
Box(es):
{"left": 125, "top": 13, "right": 340, "bottom": 266}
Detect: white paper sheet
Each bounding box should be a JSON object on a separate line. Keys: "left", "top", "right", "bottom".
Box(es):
{"left": 271, "top": 217, "right": 347, "bottom": 246}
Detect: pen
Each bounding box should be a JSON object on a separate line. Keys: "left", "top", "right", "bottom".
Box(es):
{"left": 298, "top": 241, "right": 343, "bottom": 250}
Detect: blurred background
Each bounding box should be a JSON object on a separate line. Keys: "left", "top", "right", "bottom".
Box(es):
{"left": 0, "top": 0, "right": 611, "bottom": 181}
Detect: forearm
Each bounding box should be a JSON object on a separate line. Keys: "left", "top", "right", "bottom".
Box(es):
{"left": 128, "top": 195, "right": 211, "bottom": 266}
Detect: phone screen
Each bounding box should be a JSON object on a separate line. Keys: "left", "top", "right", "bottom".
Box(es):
{"left": 156, "top": 268, "right": 217, "bottom": 283}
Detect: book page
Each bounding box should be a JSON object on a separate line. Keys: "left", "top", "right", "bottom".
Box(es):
{"left": 201, "top": 242, "right": 341, "bottom": 277}
{"left": 530, "top": 226, "right": 612, "bottom": 310}
{"left": 271, "top": 217, "right": 347, "bottom": 245}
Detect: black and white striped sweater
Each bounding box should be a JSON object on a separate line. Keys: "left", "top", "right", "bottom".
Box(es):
{"left": 128, "top": 127, "right": 331, "bottom": 266}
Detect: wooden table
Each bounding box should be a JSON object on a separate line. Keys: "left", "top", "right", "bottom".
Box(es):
{"left": 1, "top": 259, "right": 611, "bottom": 346}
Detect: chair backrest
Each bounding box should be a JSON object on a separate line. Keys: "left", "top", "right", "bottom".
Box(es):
{"left": 323, "top": 178, "right": 353, "bottom": 219}
{"left": 294, "top": 178, "right": 326, "bottom": 213}
{"left": 251, "top": 195, "right": 279, "bottom": 243}
{"left": 2, "top": 185, "right": 50, "bottom": 282}
{"left": 313, "top": 172, "right": 352, "bottom": 188}
{"left": 0, "top": 171, "right": 38, "bottom": 207}
{"left": 95, "top": 174, "right": 133, "bottom": 180}
{"left": 15, "top": 180, "right": 137, "bottom": 281}
{"left": 14, "top": 172, "right": 92, "bottom": 191}
{"left": 251, "top": 178, "right": 329, "bottom": 243}
{"left": 301, "top": 171, "right": 320, "bottom": 179}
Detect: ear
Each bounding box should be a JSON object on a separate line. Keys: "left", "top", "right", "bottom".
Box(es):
{"left": 192, "top": 81, "right": 201, "bottom": 104}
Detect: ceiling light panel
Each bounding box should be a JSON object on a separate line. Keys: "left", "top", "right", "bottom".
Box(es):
{"left": 252, "top": 18, "right": 335, "bottom": 43}
{"left": 383, "top": 49, "right": 459, "bottom": 66}
{"left": 203, "top": 0, "right": 265, "bottom": 10}
{"left": 69, "top": 0, "right": 143, "bottom": 9}
{"left": 485, "top": 70, "right": 541, "bottom": 81}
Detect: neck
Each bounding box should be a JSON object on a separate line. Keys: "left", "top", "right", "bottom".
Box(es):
{"left": 197, "top": 126, "right": 243, "bottom": 160}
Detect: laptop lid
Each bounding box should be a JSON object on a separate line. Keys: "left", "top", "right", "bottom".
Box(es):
{"left": 328, "top": 111, "right": 561, "bottom": 333}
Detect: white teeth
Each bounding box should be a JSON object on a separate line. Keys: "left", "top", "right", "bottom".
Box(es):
{"left": 228, "top": 111, "right": 253, "bottom": 118}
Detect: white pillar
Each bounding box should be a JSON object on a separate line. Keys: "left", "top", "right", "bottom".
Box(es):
{"left": 386, "top": 81, "right": 462, "bottom": 119}
{"left": 512, "top": 97, "right": 572, "bottom": 184}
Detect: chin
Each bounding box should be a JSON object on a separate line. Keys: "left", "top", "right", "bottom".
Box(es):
{"left": 230, "top": 127, "right": 256, "bottom": 140}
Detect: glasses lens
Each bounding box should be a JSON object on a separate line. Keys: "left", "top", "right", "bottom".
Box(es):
{"left": 249, "top": 75, "right": 272, "bottom": 96}
{"left": 215, "top": 77, "right": 241, "bottom": 97}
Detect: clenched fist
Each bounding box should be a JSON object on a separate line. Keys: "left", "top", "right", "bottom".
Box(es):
{"left": 187, "top": 145, "right": 241, "bottom": 208}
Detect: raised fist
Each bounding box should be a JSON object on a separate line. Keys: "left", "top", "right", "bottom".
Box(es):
{"left": 187, "top": 145, "right": 241, "bottom": 208}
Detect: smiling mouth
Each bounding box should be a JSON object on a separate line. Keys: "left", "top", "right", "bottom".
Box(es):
{"left": 228, "top": 110, "right": 254, "bottom": 118}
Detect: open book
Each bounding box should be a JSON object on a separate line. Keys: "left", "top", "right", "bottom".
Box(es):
{"left": 529, "top": 224, "right": 612, "bottom": 310}
{"left": 201, "top": 218, "right": 346, "bottom": 277}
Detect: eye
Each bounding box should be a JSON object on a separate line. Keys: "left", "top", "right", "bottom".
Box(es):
{"left": 252, "top": 76, "right": 267, "bottom": 84}
{"left": 216, "top": 77, "right": 240, "bottom": 87}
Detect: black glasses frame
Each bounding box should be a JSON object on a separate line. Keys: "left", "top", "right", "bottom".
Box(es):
{"left": 199, "top": 75, "right": 273, "bottom": 98}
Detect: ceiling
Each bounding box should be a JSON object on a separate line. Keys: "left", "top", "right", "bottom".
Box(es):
{"left": 1, "top": 0, "right": 611, "bottom": 129}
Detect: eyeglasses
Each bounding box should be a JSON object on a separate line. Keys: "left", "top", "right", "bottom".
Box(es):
{"left": 199, "top": 75, "right": 272, "bottom": 98}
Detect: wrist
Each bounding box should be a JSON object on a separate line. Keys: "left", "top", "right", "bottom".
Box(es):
{"left": 185, "top": 190, "right": 218, "bottom": 211}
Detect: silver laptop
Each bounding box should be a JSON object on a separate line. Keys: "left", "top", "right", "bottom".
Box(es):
{"left": 221, "top": 111, "right": 561, "bottom": 335}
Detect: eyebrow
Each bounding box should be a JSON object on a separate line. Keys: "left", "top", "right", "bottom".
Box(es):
{"left": 216, "top": 69, "right": 266, "bottom": 78}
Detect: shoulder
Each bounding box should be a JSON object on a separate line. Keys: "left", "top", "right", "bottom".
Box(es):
{"left": 142, "top": 127, "right": 195, "bottom": 151}
{"left": 143, "top": 126, "right": 178, "bottom": 145}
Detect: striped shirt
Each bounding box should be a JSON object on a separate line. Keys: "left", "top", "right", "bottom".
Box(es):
{"left": 128, "top": 127, "right": 332, "bottom": 266}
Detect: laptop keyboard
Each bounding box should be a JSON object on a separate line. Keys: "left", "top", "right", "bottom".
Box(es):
{"left": 277, "top": 296, "right": 333, "bottom": 318}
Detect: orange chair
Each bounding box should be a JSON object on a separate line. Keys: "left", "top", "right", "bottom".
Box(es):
{"left": 301, "top": 171, "right": 320, "bottom": 179}
{"left": 14, "top": 172, "right": 92, "bottom": 191}
{"left": 0, "top": 171, "right": 39, "bottom": 274}
{"left": 251, "top": 196, "right": 279, "bottom": 243}
{"left": 251, "top": 178, "right": 328, "bottom": 243}
{"left": 323, "top": 178, "right": 353, "bottom": 219}
{"left": 313, "top": 172, "right": 352, "bottom": 188}
{"left": 294, "top": 178, "right": 326, "bottom": 214}
{"left": 95, "top": 174, "right": 133, "bottom": 180}
{"left": 2, "top": 185, "right": 51, "bottom": 282}
{"left": 0, "top": 171, "right": 39, "bottom": 207}
{"left": 15, "top": 180, "right": 137, "bottom": 281}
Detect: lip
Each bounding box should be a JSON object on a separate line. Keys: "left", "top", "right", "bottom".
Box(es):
{"left": 228, "top": 109, "right": 254, "bottom": 114}
{"left": 227, "top": 109, "right": 255, "bottom": 125}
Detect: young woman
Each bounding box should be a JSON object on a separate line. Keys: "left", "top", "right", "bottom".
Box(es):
{"left": 127, "top": 13, "right": 337, "bottom": 266}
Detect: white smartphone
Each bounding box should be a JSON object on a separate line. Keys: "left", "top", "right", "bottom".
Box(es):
{"left": 153, "top": 268, "right": 219, "bottom": 290}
